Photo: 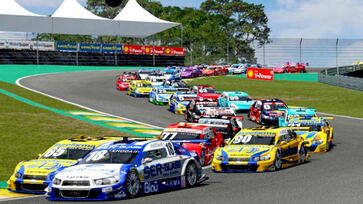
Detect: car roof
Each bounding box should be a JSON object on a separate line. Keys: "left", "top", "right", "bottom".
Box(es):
{"left": 95, "top": 138, "right": 160, "bottom": 151}
{"left": 224, "top": 91, "right": 249, "bottom": 96}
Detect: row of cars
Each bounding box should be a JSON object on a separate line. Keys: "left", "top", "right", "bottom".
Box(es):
{"left": 7, "top": 68, "right": 330, "bottom": 201}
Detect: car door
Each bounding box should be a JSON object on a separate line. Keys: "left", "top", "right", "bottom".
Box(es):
{"left": 286, "top": 130, "right": 300, "bottom": 161}
{"left": 278, "top": 133, "right": 292, "bottom": 160}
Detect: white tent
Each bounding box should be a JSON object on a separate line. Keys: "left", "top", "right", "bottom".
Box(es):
{"left": 0, "top": 0, "right": 180, "bottom": 37}
{"left": 0, "top": 0, "right": 52, "bottom": 33}
{"left": 51, "top": 0, "right": 119, "bottom": 35}
{"left": 114, "top": 0, "right": 180, "bottom": 37}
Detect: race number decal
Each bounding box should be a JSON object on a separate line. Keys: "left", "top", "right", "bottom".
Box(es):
{"left": 233, "top": 135, "right": 252, "bottom": 144}
{"left": 86, "top": 150, "right": 108, "bottom": 162}
{"left": 43, "top": 148, "right": 66, "bottom": 158}
{"left": 161, "top": 132, "right": 177, "bottom": 140}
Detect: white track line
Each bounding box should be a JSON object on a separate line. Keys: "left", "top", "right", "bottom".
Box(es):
{"left": 16, "top": 73, "right": 163, "bottom": 130}
{"left": 317, "top": 112, "right": 363, "bottom": 121}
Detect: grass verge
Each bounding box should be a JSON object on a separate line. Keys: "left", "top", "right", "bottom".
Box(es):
{"left": 187, "top": 76, "right": 363, "bottom": 118}
{"left": 0, "top": 82, "right": 124, "bottom": 181}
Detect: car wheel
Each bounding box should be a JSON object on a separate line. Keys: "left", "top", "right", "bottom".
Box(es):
{"left": 273, "top": 151, "right": 282, "bottom": 171}
{"left": 126, "top": 170, "right": 140, "bottom": 197}
{"left": 325, "top": 135, "right": 330, "bottom": 152}
{"left": 199, "top": 150, "right": 205, "bottom": 166}
{"left": 299, "top": 146, "right": 306, "bottom": 164}
{"left": 185, "top": 162, "right": 198, "bottom": 187}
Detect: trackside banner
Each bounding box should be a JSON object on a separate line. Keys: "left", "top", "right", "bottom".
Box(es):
{"left": 102, "top": 44, "right": 122, "bottom": 53}
{"left": 56, "top": 42, "right": 78, "bottom": 52}
{"left": 247, "top": 68, "right": 274, "bottom": 81}
{"left": 31, "top": 41, "right": 55, "bottom": 51}
{"left": 79, "top": 43, "right": 102, "bottom": 53}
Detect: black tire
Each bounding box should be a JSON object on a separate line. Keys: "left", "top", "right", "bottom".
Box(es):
{"left": 125, "top": 170, "right": 140, "bottom": 197}
{"left": 299, "top": 146, "right": 306, "bottom": 164}
{"left": 273, "top": 151, "right": 282, "bottom": 171}
{"left": 199, "top": 150, "right": 205, "bottom": 166}
{"left": 185, "top": 162, "right": 198, "bottom": 187}
{"left": 325, "top": 135, "right": 331, "bottom": 152}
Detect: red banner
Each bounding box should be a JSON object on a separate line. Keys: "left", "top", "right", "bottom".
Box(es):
{"left": 170, "top": 47, "right": 185, "bottom": 56}
{"left": 247, "top": 68, "right": 274, "bottom": 81}
{"left": 123, "top": 45, "right": 185, "bottom": 56}
{"left": 123, "top": 45, "right": 143, "bottom": 55}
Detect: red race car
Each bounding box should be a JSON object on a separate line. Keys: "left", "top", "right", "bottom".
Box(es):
{"left": 115, "top": 72, "right": 139, "bottom": 91}
{"left": 192, "top": 85, "right": 221, "bottom": 100}
{"left": 273, "top": 62, "right": 307, "bottom": 73}
{"left": 202, "top": 65, "right": 229, "bottom": 76}
{"left": 248, "top": 99, "right": 288, "bottom": 125}
{"left": 160, "top": 122, "right": 224, "bottom": 166}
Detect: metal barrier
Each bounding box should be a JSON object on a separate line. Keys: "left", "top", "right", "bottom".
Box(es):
{"left": 319, "top": 65, "right": 363, "bottom": 91}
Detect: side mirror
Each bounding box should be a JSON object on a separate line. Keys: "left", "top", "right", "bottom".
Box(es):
{"left": 142, "top": 158, "right": 153, "bottom": 164}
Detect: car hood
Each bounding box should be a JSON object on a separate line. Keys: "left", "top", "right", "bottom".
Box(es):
{"left": 135, "top": 87, "right": 152, "bottom": 92}
{"left": 231, "top": 101, "right": 253, "bottom": 106}
{"left": 55, "top": 164, "right": 127, "bottom": 180}
{"left": 21, "top": 159, "right": 76, "bottom": 175}
{"left": 264, "top": 110, "right": 284, "bottom": 117}
{"left": 222, "top": 145, "right": 271, "bottom": 157}
{"left": 199, "top": 93, "right": 220, "bottom": 100}
{"left": 296, "top": 131, "right": 321, "bottom": 141}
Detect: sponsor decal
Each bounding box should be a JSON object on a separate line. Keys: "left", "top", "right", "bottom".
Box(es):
{"left": 144, "top": 181, "right": 159, "bottom": 194}
{"left": 56, "top": 41, "right": 78, "bottom": 52}
{"left": 162, "top": 178, "right": 181, "bottom": 187}
{"left": 247, "top": 68, "right": 274, "bottom": 81}
{"left": 79, "top": 43, "right": 102, "bottom": 53}
{"left": 144, "top": 161, "right": 181, "bottom": 179}
{"left": 102, "top": 44, "right": 122, "bottom": 53}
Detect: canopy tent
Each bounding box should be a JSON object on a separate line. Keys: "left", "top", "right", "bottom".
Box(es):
{"left": 0, "top": 0, "right": 180, "bottom": 38}
{"left": 0, "top": 0, "right": 52, "bottom": 33}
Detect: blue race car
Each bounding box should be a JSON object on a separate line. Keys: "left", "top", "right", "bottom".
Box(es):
{"left": 47, "top": 138, "right": 207, "bottom": 201}
{"left": 218, "top": 91, "right": 254, "bottom": 112}
{"left": 168, "top": 92, "right": 198, "bottom": 114}
{"left": 164, "top": 66, "right": 182, "bottom": 81}
{"left": 278, "top": 108, "right": 317, "bottom": 127}
{"left": 149, "top": 86, "right": 178, "bottom": 105}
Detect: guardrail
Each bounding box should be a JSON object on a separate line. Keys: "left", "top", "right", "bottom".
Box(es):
{"left": 319, "top": 65, "right": 363, "bottom": 91}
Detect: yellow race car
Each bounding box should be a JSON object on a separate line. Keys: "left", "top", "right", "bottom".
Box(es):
{"left": 7, "top": 136, "right": 118, "bottom": 194}
{"left": 126, "top": 80, "right": 153, "bottom": 97}
{"left": 212, "top": 127, "right": 309, "bottom": 172}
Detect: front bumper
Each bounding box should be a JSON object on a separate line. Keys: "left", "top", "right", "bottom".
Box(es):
{"left": 8, "top": 178, "right": 49, "bottom": 194}
{"left": 212, "top": 159, "right": 274, "bottom": 173}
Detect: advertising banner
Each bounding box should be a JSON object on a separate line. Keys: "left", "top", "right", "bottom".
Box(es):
{"left": 31, "top": 41, "right": 55, "bottom": 51}
{"left": 170, "top": 47, "right": 185, "bottom": 56}
{"left": 246, "top": 68, "right": 274, "bottom": 81}
{"left": 143, "top": 46, "right": 153, "bottom": 55}
{"left": 102, "top": 44, "right": 122, "bottom": 53}
{"left": 153, "top": 46, "right": 164, "bottom": 55}
{"left": 56, "top": 41, "right": 78, "bottom": 52}
{"left": 79, "top": 43, "right": 102, "bottom": 53}
{"left": 123, "top": 45, "right": 143, "bottom": 55}
{"left": 7, "top": 40, "right": 31, "bottom": 50}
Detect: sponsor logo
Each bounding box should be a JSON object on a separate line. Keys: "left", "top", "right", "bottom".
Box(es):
{"left": 247, "top": 68, "right": 274, "bottom": 81}
{"left": 162, "top": 179, "right": 181, "bottom": 187}
{"left": 144, "top": 161, "right": 181, "bottom": 179}
{"left": 144, "top": 181, "right": 158, "bottom": 194}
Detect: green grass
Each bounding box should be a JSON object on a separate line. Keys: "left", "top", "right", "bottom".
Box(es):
{"left": 187, "top": 76, "right": 363, "bottom": 118}
{"left": 0, "top": 82, "right": 123, "bottom": 181}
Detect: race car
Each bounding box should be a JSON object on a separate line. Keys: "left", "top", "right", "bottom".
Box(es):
{"left": 273, "top": 62, "right": 307, "bottom": 73}
{"left": 248, "top": 99, "right": 288, "bottom": 125}
{"left": 164, "top": 66, "right": 182, "bottom": 81}
{"left": 228, "top": 64, "right": 244, "bottom": 73}
{"left": 192, "top": 85, "right": 221, "bottom": 100}
{"left": 47, "top": 138, "right": 207, "bottom": 201}
{"left": 149, "top": 86, "right": 178, "bottom": 105}
{"left": 184, "top": 99, "right": 235, "bottom": 122}
{"left": 180, "top": 67, "right": 203, "bottom": 79}
{"left": 161, "top": 80, "right": 190, "bottom": 92}
{"left": 160, "top": 123, "right": 224, "bottom": 166}
{"left": 279, "top": 116, "right": 334, "bottom": 152}
{"left": 115, "top": 72, "right": 139, "bottom": 91}
{"left": 127, "top": 80, "right": 153, "bottom": 97}
{"left": 202, "top": 65, "right": 228, "bottom": 76}
{"left": 232, "top": 64, "right": 251, "bottom": 74}
{"left": 7, "top": 136, "right": 118, "bottom": 194}
{"left": 218, "top": 91, "right": 254, "bottom": 112}
{"left": 212, "top": 127, "right": 309, "bottom": 172}
{"left": 146, "top": 72, "right": 167, "bottom": 87}
{"left": 137, "top": 69, "right": 159, "bottom": 80}
{"left": 167, "top": 92, "right": 198, "bottom": 114}
{"left": 198, "top": 116, "right": 244, "bottom": 139}
{"left": 278, "top": 108, "right": 317, "bottom": 125}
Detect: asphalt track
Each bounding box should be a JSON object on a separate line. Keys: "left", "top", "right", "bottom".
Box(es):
{"left": 6, "top": 70, "right": 363, "bottom": 204}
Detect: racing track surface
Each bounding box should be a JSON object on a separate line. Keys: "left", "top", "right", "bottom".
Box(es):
{"left": 7, "top": 70, "right": 363, "bottom": 204}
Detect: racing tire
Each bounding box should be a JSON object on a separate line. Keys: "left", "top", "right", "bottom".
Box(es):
{"left": 199, "top": 150, "right": 205, "bottom": 166}
{"left": 299, "top": 146, "right": 307, "bottom": 164}
{"left": 125, "top": 169, "right": 141, "bottom": 198}
{"left": 325, "top": 135, "right": 331, "bottom": 152}
{"left": 185, "top": 162, "right": 198, "bottom": 187}
{"left": 273, "top": 151, "right": 282, "bottom": 171}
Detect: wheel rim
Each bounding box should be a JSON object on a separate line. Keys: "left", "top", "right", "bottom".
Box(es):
{"left": 186, "top": 164, "right": 197, "bottom": 186}
{"left": 127, "top": 172, "right": 139, "bottom": 196}
{"left": 275, "top": 152, "right": 282, "bottom": 169}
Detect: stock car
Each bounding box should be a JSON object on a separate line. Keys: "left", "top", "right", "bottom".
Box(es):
{"left": 8, "top": 136, "right": 118, "bottom": 194}
{"left": 233, "top": 64, "right": 250, "bottom": 74}
{"left": 162, "top": 80, "right": 190, "bottom": 92}
{"left": 127, "top": 80, "right": 153, "bottom": 97}
{"left": 146, "top": 72, "right": 167, "bottom": 87}
{"left": 168, "top": 92, "right": 198, "bottom": 114}
{"left": 202, "top": 65, "right": 228, "bottom": 76}
{"left": 149, "top": 86, "right": 178, "bottom": 105}
{"left": 180, "top": 67, "right": 203, "bottom": 79}
{"left": 248, "top": 99, "right": 288, "bottom": 125}
{"left": 137, "top": 69, "right": 160, "bottom": 80}
{"left": 212, "top": 127, "right": 309, "bottom": 172}
{"left": 47, "top": 138, "right": 207, "bottom": 201}
{"left": 273, "top": 62, "right": 307, "bottom": 73}
{"left": 192, "top": 85, "right": 221, "bottom": 100}
{"left": 185, "top": 99, "right": 235, "bottom": 122}
{"left": 160, "top": 123, "right": 224, "bottom": 166}
{"left": 115, "top": 72, "right": 139, "bottom": 91}
{"left": 164, "top": 66, "right": 182, "bottom": 81}
{"left": 218, "top": 91, "right": 254, "bottom": 112}
{"left": 198, "top": 116, "right": 244, "bottom": 139}
{"left": 279, "top": 108, "right": 317, "bottom": 123}
{"left": 279, "top": 116, "right": 334, "bottom": 152}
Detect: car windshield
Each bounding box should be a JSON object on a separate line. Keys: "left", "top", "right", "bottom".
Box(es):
{"left": 298, "top": 124, "right": 322, "bottom": 131}
{"left": 231, "top": 132, "right": 276, "bottom": 145}
{"left": 199, "top": 119, "right": 230, "bottom": 125}
{"left": 161, "top": 131, "right": 200, "bottom": 140}
{"left": 229, "top": 95, "right": 249, "bottom": 101}
{"left": 82, "top": 150, "right": 139, "bottom": 164}
{"left": 199, "top": 88, "right": 215, "bottom": 93}
{"left": 41, "top": 145, "right": 95, "bottom": 160}
{"left": 263, "top": 102, "right": 286, "bottom": 111}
